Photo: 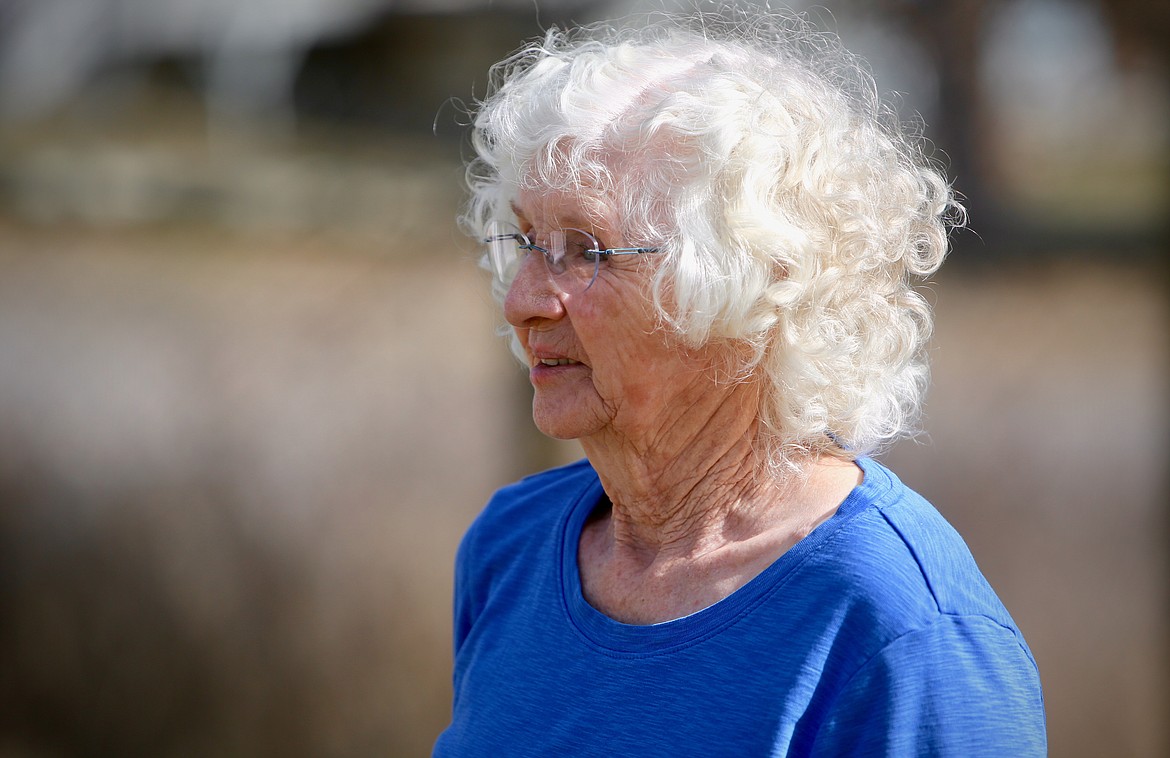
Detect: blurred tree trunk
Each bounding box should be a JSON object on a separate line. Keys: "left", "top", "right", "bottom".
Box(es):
{"left": 1098, "top": 0, "right": 1170, "bottom": 249}
{"left": 898, "top": 0, "right": 1002, "bottom": 233}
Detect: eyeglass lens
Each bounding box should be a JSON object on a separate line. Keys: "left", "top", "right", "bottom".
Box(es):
{"left": 486, "top": 221, "right": 601, "bottom": 292}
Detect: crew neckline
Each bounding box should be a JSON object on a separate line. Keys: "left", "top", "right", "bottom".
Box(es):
{"left": 558, "top": 457, "right": 893, "bottom": 655}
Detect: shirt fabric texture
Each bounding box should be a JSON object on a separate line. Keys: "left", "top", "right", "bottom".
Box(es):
{"left": 433, "top": 457, "right": 1046, "bottom": 756}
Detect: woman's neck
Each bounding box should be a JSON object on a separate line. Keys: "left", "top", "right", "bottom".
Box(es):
{"left": 577, "top": 380, "right": 853, "bottom": 563}
{"left": 583, "top": 432, "right": 777, "bottom": 559}
{"left": 577, "top": 415, "right": 861, "bottom": 624}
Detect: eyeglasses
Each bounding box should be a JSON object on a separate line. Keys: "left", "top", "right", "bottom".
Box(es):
{"left": 484, "top": 220, "right": 658, "bottom": 293}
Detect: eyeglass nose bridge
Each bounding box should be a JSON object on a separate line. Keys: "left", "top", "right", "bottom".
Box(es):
{"left": 517, "top": 240, "right": 563, "bottom": 276}
{"left": 522, "top": 229, "right": 572, "bottom": 275}
{"left": 511, "top": 239, "right": 579, "bottom": 294}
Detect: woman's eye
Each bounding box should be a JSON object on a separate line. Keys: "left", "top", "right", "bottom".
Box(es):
{"left": 562, "top": 230, "right": 603, "bottom": 262}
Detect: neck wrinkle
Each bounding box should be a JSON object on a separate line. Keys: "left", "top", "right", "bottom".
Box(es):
{"left": 580, "top": 382, "right": 807, "bottom": 563}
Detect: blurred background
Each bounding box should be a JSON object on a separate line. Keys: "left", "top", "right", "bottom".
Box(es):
{"left": 0, "top": 0, "right": 1165, "bottom": 755}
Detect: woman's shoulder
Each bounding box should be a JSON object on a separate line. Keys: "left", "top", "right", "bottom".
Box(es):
{"left": 450, "top": 459, "right": 600, "bottom": 650}
{"left": 458, "top": 458, "right": 599, "bottom": 566}
{"left": 480, "top": 458, "right": 597, "bottom": 525}
{"left": 491, "top": 457, "right": 598, "bottom": 501}
{"left": 813, "top": 458, "right": 1022, "bottom": 638}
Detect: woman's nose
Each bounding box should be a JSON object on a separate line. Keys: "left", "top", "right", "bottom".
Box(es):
{"left": 503, "top": 251, "right": 565, "bottom": 327}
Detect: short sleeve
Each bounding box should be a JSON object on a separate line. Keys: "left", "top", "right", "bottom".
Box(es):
{"left": 810, "top": 614, "right": 1047, "bottom": 756}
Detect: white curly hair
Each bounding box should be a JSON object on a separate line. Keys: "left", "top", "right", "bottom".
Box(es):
{"left": 463, "top": 11, "right": 964, "bottom": 472}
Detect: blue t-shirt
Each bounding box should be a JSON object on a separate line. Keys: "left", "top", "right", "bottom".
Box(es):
{"left": 434, "top": 457, "right": 1046, "bottom": 756}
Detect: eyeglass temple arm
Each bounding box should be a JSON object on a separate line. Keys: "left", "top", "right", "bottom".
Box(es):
{"left": 599, "top": 247, "right": 659, "bottom": 255}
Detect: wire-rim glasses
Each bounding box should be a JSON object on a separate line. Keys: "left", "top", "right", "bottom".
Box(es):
{"left": 484, "top": 220, "right": 659, "bottom": 293}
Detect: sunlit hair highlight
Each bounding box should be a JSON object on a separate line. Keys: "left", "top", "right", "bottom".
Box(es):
{"left": 463, "top": 12, "right": 964, "bottom": 473}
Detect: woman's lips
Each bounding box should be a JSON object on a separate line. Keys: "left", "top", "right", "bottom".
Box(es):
{"left": 529, "top": 354, "right": 586, "bottom": 383}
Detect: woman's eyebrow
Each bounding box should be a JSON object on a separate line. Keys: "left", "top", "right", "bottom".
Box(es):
{"left": 509, "top": 201, "right": 593, "bottom": 232}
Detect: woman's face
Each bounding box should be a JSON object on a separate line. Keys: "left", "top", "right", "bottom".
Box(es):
{"left": 504, "top": 189, "right": 721, "bottom": 444}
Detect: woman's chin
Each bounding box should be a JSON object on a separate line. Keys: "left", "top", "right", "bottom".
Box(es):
{"left": 532, "top": 412, "right": 590, "bottom": 441}
{"left": 531, "top": 398, "right": 603, "bottom": 441}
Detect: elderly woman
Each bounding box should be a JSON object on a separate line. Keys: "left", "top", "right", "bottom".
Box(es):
{"left": 434, "top": 13, "right": 1045, "bottom": 757}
